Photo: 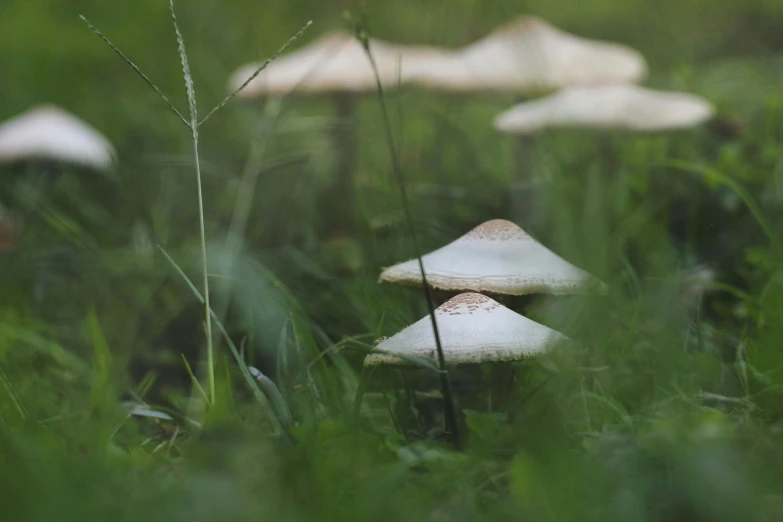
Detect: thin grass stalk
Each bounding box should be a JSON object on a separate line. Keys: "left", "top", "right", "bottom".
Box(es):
{"left": 355, "top": 29, "right": 461, "bottom": 449}
{"left": 82, "top": 5, "right": 310, "bottom": 409}
{"left": 167, "top": 0, "right": 215, "bottom": 406}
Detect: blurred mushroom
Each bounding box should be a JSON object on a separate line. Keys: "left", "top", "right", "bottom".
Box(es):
{"left": 364, "top": 292, "right": 567, "bottom": 366}
{"left": 380, "top": 219, "right": 606, "bottom": 296}
{"left": 0, "top": 105, "right": 115, "bottom": 171}
{"left": 494, "top": 85, "right": 714, "bottom": 232}
{"left": 405, "top": 16, "right": 646, "bottom": 223}
{"left": 229, "top": 30, "right": 441, "bottom": 233}
{"left": 494, "top": 85, "right": 714, "bottom": 133}
{"left": 407, "top": 16, "right": 646, "bottom": 94}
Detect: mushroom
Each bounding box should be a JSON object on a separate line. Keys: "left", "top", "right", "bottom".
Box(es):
{"left": 406, "top": 16, "right": 646, "bottom": 94}
{"left": 364, "top": 292, "right": 568, "bottom": 366}
{"left": 493, "top": 84, "right": 714, "bottom": 134}
{"left": 0, "top": 105, "right": 115, "bottom": 254}
{"left": 493, "top": 85, "right": 714, "bottom": 224}
{"left": 380, "top": 219, "right": 606, "bottom": 296}
{"left": 0, "top": 104, "right": 115, "bottom": 171}
{"left": 228, "top": 30, "right": 442, "bottom": 233}
{"left": 404, "top": 16, "right": 647, "bottom": 224}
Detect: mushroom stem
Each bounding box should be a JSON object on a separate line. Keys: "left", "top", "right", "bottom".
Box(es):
{"left": 510, "top": 134, "right": 534, "bottom": 225}
{"left": 331, "top": 92, "right": 358, "bottom": 233}
{"left": 0, "top": 206, "right": 19, "bottom": 253}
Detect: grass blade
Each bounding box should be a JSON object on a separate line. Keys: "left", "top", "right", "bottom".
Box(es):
{"left": 199, "top": 20, "right": 313, "bottom": 127}
{"left": 661, "top": 159, "right": 778, "bottom": 248}
{"left": 158, "top": 246, "right": 291, "bottom": 437}
{"left": 0, "top": 367, "right": 27, "bottom": 421}
{"left": 78, "top": 15, "right": 189, "bottom": 128}
{"left": 167, "top": 0, "right": 215, "bottom": 406}
{"left": 355, "top": 27, "right": 461, "bottom": 449}
{"left": 248, "top": 366, "right": 294, "bottom": 427}
{"left": 181, "top": 354, "right": 211, "bottom": 406}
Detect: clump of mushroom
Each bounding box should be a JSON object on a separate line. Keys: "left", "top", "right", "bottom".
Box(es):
{"left": 403, "top": 16, "right": 647, "bottom": 224}
{"left": 364, "top": 292, "right": 568, "bottom": 366}
{"left": 380, "top": 219, "right": 606, "bottom": 296}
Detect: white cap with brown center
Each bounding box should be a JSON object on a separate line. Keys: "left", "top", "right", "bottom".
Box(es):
{"left": 229, "top": 30, "right": 444, "bottom": 97}
{"left": 494, "top": 85, "right": 715, "bottom": 134}
{"left": 364, "top": 292, "right": 568, "bottom": 366}
{"left": 380, "top": 219, "right": 606, "bottom": 296}
{"left": 0, "top": 105, "right": 115, "bottom": 170}
{"left": 406, "top": 16, "right": 646, "bottom": 94}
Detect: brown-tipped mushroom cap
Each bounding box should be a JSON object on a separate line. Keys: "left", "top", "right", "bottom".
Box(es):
{"left": 380, "top": 219, "right": 605, "bottom": 296}
{"left": 494, "top": 85, "right": 714, "bottom": 134}
{"left": 364, "top": 292, "right": 568, "bottom": 366}
{"left": 229, "top": 30, "right": 444, "bottom": 98}
{"left": 0, "top": 105, "right": 115, "bottom": 170}
{"left": 406, "top": 16, "right": 646, "bottom": 94}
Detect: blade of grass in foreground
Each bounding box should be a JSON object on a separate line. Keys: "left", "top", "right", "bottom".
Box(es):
{"left": 82, "top": 6, "right": 310, "bottom": 409}
{"left": 355, "top": 26, "right": 461, "bottom": 449}
{"left": 158, "top": 246, "right": 293, "bottom": 436}
{"left": 167, "top": 0, "right": 215, "bottom": 406}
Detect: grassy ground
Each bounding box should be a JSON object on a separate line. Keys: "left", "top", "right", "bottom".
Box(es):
{"left": 2, "top": 0, "right": 783, "bottom": 520}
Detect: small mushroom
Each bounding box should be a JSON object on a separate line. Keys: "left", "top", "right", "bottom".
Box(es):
{"left": 0, "top": 105, "right": 115, "bottom": 171}
{"left": 364, "top": 292, "right": 568, "bottom": 366}
{"left": 380, "top": 219, "right": 606, "bottom": 296}
{"left": 229, "top": 30, "right": 441, "bottom": 233}
{"left": 494, "top": 84, "right": 714, "bottom": 134}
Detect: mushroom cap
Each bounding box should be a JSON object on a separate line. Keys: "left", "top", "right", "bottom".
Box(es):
{"left": 406, "top": 16, "right": 646, "bottom": 94}
{"left": 229, "top": 30, "right": 445, "bottom": 97}
{"left": 494, "top": 85, "right": 715, "bottom": 134}
{"left": 380, "top": 219, "right": 606, "bottom": 296}
{"left": 0, "top": 105, "right": 115, "bottom": 170}
{"left": 364, "top": 292, "right": 568, "bottom": 366}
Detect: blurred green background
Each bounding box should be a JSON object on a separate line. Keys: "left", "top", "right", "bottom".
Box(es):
{"left": 2, "top": 0, "right": 783, "bottom": 520}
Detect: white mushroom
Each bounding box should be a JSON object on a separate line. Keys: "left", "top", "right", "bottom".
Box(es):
{"left": 364, "top": 292, "right": 568, "bottom": 366}
{"left": 380, "top": 219, "right": 606, "bottom": 296}
{"left": 406, "top": 16, "right": 646, "bottom": 94}
{"left": 0, "top": 105, "right": 115, "bottom": 170}
{"left": 494, "top": 84, "right": 715, "bottom": 134}
{"left": 228, "top": 30, "right": 441, "bottom": 233}
{"left": 229, "top": 30, "right": 443, "bottom": 97}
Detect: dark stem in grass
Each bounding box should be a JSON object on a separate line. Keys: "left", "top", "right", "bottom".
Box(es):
{"left": 356, "top": 29, "right": 461, "bottom": 449}
{"left": 332, "top": 93, "right": 358, "bottom": 233}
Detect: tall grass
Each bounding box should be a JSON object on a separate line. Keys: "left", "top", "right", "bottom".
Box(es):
{"left": 80, "top": 3, "right": 310, "bottom": 407}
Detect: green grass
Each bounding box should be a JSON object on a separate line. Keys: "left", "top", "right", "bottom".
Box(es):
{"left": 2, "top": 0, "right": 783, "bottom": 520}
